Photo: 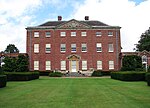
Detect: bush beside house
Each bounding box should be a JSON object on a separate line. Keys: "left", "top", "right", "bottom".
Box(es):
{"left": 146, "top": 73, "right": 150, "bottom": 86}
{"left": 0, "top": 75, "right": 7, "bottom": 88}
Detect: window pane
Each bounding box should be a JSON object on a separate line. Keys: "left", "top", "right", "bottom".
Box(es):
{"left": 61, "top": 61, "right": 66, "bottom": 70}
{"left": 109, "top": 61, "right": 114, "bottom": 69}
{"left": 71, "top": 44, "right": 76, "bottom": 52}
{"left": 34, "top": 44, "right": 39, "bottom": 53}
{"left": 34, "top": 61, "right": 39, "bottom": 70}
{"left": 71, "top": 32, "right": 76, "bottom": 36}
{"left": 46, "top": 32, "right": 51, "bottom": 37}
{"left": 61, "top": 44, "right": 66, "bottom": 52}
{"left": 82, "top": 44, "right": 87, "bottom": 52}
{"left": 108, "top": 44, "right": 113, "bottom": 52}
{"left": 81, "top": 32, "right": 86, "bottom": 36}
{"left": 96, "top": 32, "right": 101, "bottom": 36}
{"left": 46, "top": 61, "right": 51, "bottom": 70}
{"left": 108, "top": 32, "right": 113, "bottom": 36}
{"left": 82, "top": 61, "right": 87, "bottom": 70}
{"left": 34, "top": 32, "right": 39, "bottom": 37}
{"left": 96, "top": 43, "right": 102, "bottom": 52}
{"left": 46, "top": 44, "right": 51, "bottom": 53}
{"left": 97, "top": 61, "right": 102, "bottom": 70}
{"left": 61, "top": 32, "right": 66, "bottom": 36}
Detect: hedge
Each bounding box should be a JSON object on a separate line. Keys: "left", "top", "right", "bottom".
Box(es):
{"left": 0, "top": 75, "right": 7, "bottom": 88}
{"left": 111, "top": 71, "right": 146, "bottom": 81}
{"left": 49, "top": 72, "right": 63, "bottom": 77}
{"left": 5, "top": 72, "right": 39, "bottom": 81}
{"left": 146, "top": 73, "right": 150, "bottom": 86}
{"left": 91, "top": 70, "right": 103, "bottom": 77}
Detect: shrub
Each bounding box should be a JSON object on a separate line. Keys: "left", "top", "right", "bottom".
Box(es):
{"left": 5, "top": 72, "right": 39, "bottom": 81}
{"left": 146, "top": 73, "right": 150, "bottom": 86}
{"left": 0, "top": 75, "right": 7, "bottom": 88}
{"left": 111, "top": 71, "right": 146, "bottom": 81}
{"left": 49, "top": 72, "right": 63, "bottom": 77}
{"left": 40, "top": 71, "right": 53, "bottom": 76}
{"left": 91, "top": 70, "right": 103, "bottom": 77}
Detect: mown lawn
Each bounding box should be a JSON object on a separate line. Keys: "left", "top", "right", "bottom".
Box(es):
{"left": 0, "top": 77, "right": 150, "bottom": 108}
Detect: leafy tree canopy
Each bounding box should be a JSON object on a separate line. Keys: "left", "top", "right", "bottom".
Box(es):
{"left": 4, "top": 44, "right": 19, "bottom": 53}
{"left": 136, "top": 28, "right": 150, "bottom": 51}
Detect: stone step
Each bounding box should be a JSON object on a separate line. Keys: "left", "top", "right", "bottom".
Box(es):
{"left": 64, "top": 72, "right": 86, "bottom": 77}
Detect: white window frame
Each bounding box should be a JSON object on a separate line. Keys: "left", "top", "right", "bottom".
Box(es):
{"left": 82, "top": 60, "right": 87, "bottom": 70}
{"left": 81, "top": 32, "right": 86, "bottom": 36}
{"left": 34, "top": 61, "right": 39, "bottom": 70}
{"left": 46, "top": 61, "right": 51, "bottom": 70}
{"left": 97, "top": 61, "right": 102, "bottom": 70}
{"left": 60, "top": 44, "right": 66, "bottom": 52}
{"left": 60, "top": 32, "right": 66, "bottom": 37}
{"left": 71, "top": 32, "right": 76, "bottom": 36}
{"left": 108, "top": 44, "right": 114, "bottom": 52}
{"left": 61, "top": 61, "right": 66, "bottom": 70}
{"left": 46, "top": 32, "right": 51, "bottom": 37}
{"left": 71, "top": 44, "right": 76, "bottom": 52}
{"left": 34, "top": 44, "right": 39, "bottom": 53}
{"left": 81, "top": 43, "right": 87, "bottom": 52}
{"left": 96, "top": 32, "right": 102, "bottom": 36}
{"left": 109, "top": 61, "right": 114, "bottom": 69}
{"left": 108, "top": 32, "right": 113, "bottom": 36}
{"left": 45, "top": 44, "right": 51, "bottom": 53}
{"left": 34, "top": 32, "right": 39, "bottom": 37}
{"left": 96, "top": 43, "right": 102, "bottom": 52}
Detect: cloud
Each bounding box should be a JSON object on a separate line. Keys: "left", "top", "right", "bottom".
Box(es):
{"left": 73, "top": 0, "right": 150, "bottom": 52}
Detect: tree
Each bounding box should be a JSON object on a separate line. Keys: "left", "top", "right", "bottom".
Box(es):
{"left": 16, "top": 54, "right": 29, "bottom": 72}
{"left": 121, "top": 55, "right": 142, "bottom": 71}
{"left": 4, "top": 44, "right": 19, "bottom": 53}
{"left": 136, "top": 28, "right": 150, "bottom": 51}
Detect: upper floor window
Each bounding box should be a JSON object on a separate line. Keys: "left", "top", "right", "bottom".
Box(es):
{"left": 97, "top": 61, "right": 102, "bottom": 70}
{"left": 46, "top": 32, "right": 51, "bottom": 37}
{"left": 34, "top": 44, "right": 39, "bottom": 53}
{"left": 96, "top": 32, "right": 102, "bottom": 36}
{"left": 81, "top": 32, "right": 86, "bottom": 36}
{"left": 34, "top": 32, "right": 39, "bottom": 37}
{"left": 96, "top": 43, "right": 102, "bottom": 52}
{"left": 108, "top": 44, "right": 114, "bottom": 52}
{"left": 45, "top": 44, "right": 51, "bottom": 53}
{"left": 71, "top": 44, "right": 76, "bottom": 52}
{"left": 71, "top": 32, "right": 76, "bottom": 36}
{"left": 81, "top": 43, "right": 87, "bottom": 52}
{"left": 109, "top": 61, "right": 114, "bottom": 69}
{"left": 34, "top": 61, "right": 39, "bottom": 70}
{"left": 46, "top": 61, "right": 51, "bottom": 70}
{"left": 60, "top": 44, "right": 66, "bottom": 52}
{"left": 108, "top": 32, "right": 113, "bottom": 36}
{"left": 60, "top": 32, "right": 66, "bottom": 37}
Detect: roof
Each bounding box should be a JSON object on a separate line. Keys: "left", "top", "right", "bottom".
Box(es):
{"left": 39, "top": 20, "right": 109, "bottom": 27}
{"left": 26, "top": 19, "right": 121, "bottom": 30}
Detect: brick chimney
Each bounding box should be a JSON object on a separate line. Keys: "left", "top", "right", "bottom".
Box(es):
{"left": 58, "top": 16, "right": 62, "bottom": 21}
{"left": 85, "top": 16, "right": 89, "bottom": 20}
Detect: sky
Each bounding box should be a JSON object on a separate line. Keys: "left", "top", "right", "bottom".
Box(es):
{"left": 0, "top": 0, "right": 150, "bottom": 53}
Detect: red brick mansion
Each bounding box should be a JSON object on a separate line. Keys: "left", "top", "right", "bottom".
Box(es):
{"left": 26, "top": 16, "right": 122, "bottom": 73}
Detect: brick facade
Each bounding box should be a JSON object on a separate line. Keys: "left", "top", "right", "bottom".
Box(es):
{"left": 26, "top": 17, "right": 122, "bottom": 72}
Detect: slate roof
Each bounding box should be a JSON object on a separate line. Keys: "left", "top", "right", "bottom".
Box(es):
{"left": 39, "top": 20, "right": 109, "bottom": 27}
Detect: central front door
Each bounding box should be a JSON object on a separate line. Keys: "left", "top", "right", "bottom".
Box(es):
{"left": 71, "top": 60, "right": 77, "bottom": 72}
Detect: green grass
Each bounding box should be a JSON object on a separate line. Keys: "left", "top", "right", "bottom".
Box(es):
{"left": 0, "top": 77, "right": 150, "bottom": 108}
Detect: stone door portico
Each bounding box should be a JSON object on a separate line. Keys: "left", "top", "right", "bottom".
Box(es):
{"left": 67, "top": 54, "right": 80, "bottom": 72}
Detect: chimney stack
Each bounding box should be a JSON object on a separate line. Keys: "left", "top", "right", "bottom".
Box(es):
{"left": 58, "top": 16, "right": 62, "bottom": 21}
{"left": 85, "top": 16, "right": 89, "bottom": 20}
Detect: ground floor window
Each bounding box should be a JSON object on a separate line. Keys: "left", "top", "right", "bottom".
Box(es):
{"left": 34, "top": 61, "right": 39, "bottom": 70}
{"left": 109, "top": 61, "right": 114, "bottom": 69}
{"left": 82, "top": 60, "right": 87, "bottom": 70}
{"left": 97, "top": 61, "right": 102, "bottom": 70}
{"left": 46, "top": 61, "right": 51, "bottom": 70}
{"left": 61, "top": 61, "right": 66, "bottom": 70}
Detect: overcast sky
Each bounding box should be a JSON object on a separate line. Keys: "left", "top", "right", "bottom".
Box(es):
{"left": 0, "top": 0, "right": 150, "bottom": 53}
